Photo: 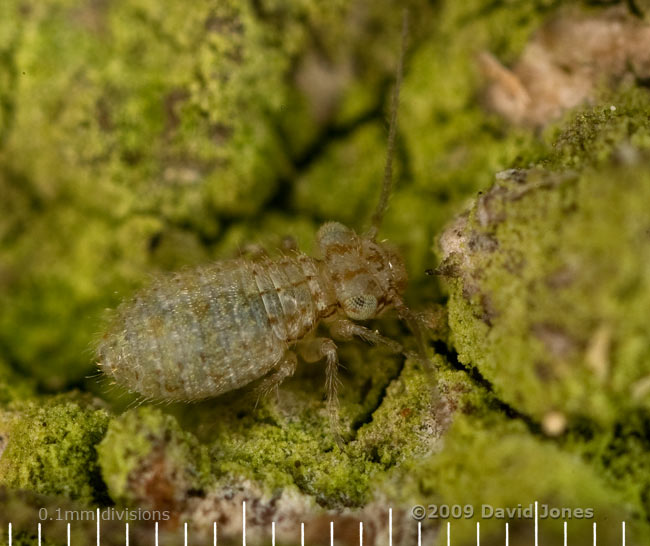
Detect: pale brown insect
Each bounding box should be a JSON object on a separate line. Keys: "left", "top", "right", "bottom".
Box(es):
{"left": 97, "top": 13, "right": 429, "bottom": 431}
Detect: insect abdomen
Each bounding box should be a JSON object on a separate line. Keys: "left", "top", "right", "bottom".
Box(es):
{"left": 98, "top": 256, "right": 326, "bottom": 401}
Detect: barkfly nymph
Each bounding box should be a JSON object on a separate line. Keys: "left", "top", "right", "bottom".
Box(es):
{"left": 97, "top": 12, "right": 434, "bottom": 434}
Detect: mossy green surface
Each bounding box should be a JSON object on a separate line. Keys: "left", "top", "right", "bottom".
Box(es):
{"left": 0, "top": 359, "right": 34, "bottom": 404}
{"left": 400, "top": 0, "right": 549, "bottom": 231}
{"left": 439, "top": 74, "right": 650, "bottom": 430}
{"left": 542, "top": 86, "right": 650, "bottom": 169}
{"left": 437, "top": 86, "right": 650, "bottom": 542}
{"left": 389, "top": 411, "right": 639, "bottom": 545}
{"left": 0, "top": 395, "right": 109, "bottom": 504}
{"left": 97, "top": 406, "right": 211, "bottom": 508}
{"left": 443, "top": 161, "right": 650, "bottom": 424}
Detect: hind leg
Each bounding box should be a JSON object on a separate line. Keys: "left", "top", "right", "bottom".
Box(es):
{"left": 254, "top": 351, "right": 297, "bottom": 406}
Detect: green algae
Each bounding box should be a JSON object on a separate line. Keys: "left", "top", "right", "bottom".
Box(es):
{"left": 442, "top": 161, "right": 650, "bottom": 424}
{"left": 397, "top": 0, "right": 551, "bottom": 239}
{"left": 0, "top": 358, "right": 34, "bottom": 404}
{"left": 435, "top": 87, "right": 650, "bottom": 540}
{"left": 97, "top": 406, "right": 211, "bottom": 509}
{"left": 563, "top": 409, "right": 650, "bottom": 520}
{"left": 388, "top": 410, "right": 641, "bottom": 545}
{"left": 0, "top": 395, "right": 109, "bottom": 504}
{"left": 293, "top": 122, "right": 391, "bottom": 230}
{"left": 542, "top": 85, "right": 650, "bottom": 169}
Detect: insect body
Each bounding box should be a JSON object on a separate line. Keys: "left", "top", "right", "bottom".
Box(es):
{"left": 98, "top": 224, "right": 407, "bottom": 405}
{"left": 97, "top": 13, "right": 425, "bottom": 427}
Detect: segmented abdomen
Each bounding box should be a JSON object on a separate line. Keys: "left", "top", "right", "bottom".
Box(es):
{"left": 98, "top": 255, "right": 327, "bottom": 401}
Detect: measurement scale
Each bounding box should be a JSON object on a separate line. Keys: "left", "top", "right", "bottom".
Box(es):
{"left": 4, "top": 502, "right": 629, "bottom": 545}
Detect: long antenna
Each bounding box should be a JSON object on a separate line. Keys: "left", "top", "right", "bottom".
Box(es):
{"left": 368, "top": 9, "right": 409, "bottom": 241}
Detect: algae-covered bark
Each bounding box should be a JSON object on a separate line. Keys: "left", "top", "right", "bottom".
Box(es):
{"left": 0, "top": 395, "right": 109, "bottom": 503}
{"left": 3, "top": 0, "right": 650, "bottom": 544}
{"left": 441, "top": 162, "right": 650, "bottom": 424}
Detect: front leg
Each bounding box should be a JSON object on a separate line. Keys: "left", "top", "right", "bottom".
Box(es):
{"left": 295, "top": 337, "right": 341, "bottom": 442}
{"left": 328, "top": 318, "right": 404, "bottom": 354}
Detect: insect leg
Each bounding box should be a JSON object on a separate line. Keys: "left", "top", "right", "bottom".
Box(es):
{"left": 296, "top": 338, "right": 342, "bottom": 443}
{"left": 328, "top": 319, "right": 403, "bottom": 354}
{"left": 253, "top": 351, "right": 297, "bottom": 407}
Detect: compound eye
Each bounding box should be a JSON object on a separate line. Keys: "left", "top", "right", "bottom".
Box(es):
{"left": 343, "top": 294, "right": 378, "bottom": 320}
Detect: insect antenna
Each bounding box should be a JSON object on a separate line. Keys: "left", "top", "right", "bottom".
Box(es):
{"left": 367, "top": 9, "right": 409, "bottom": 241}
